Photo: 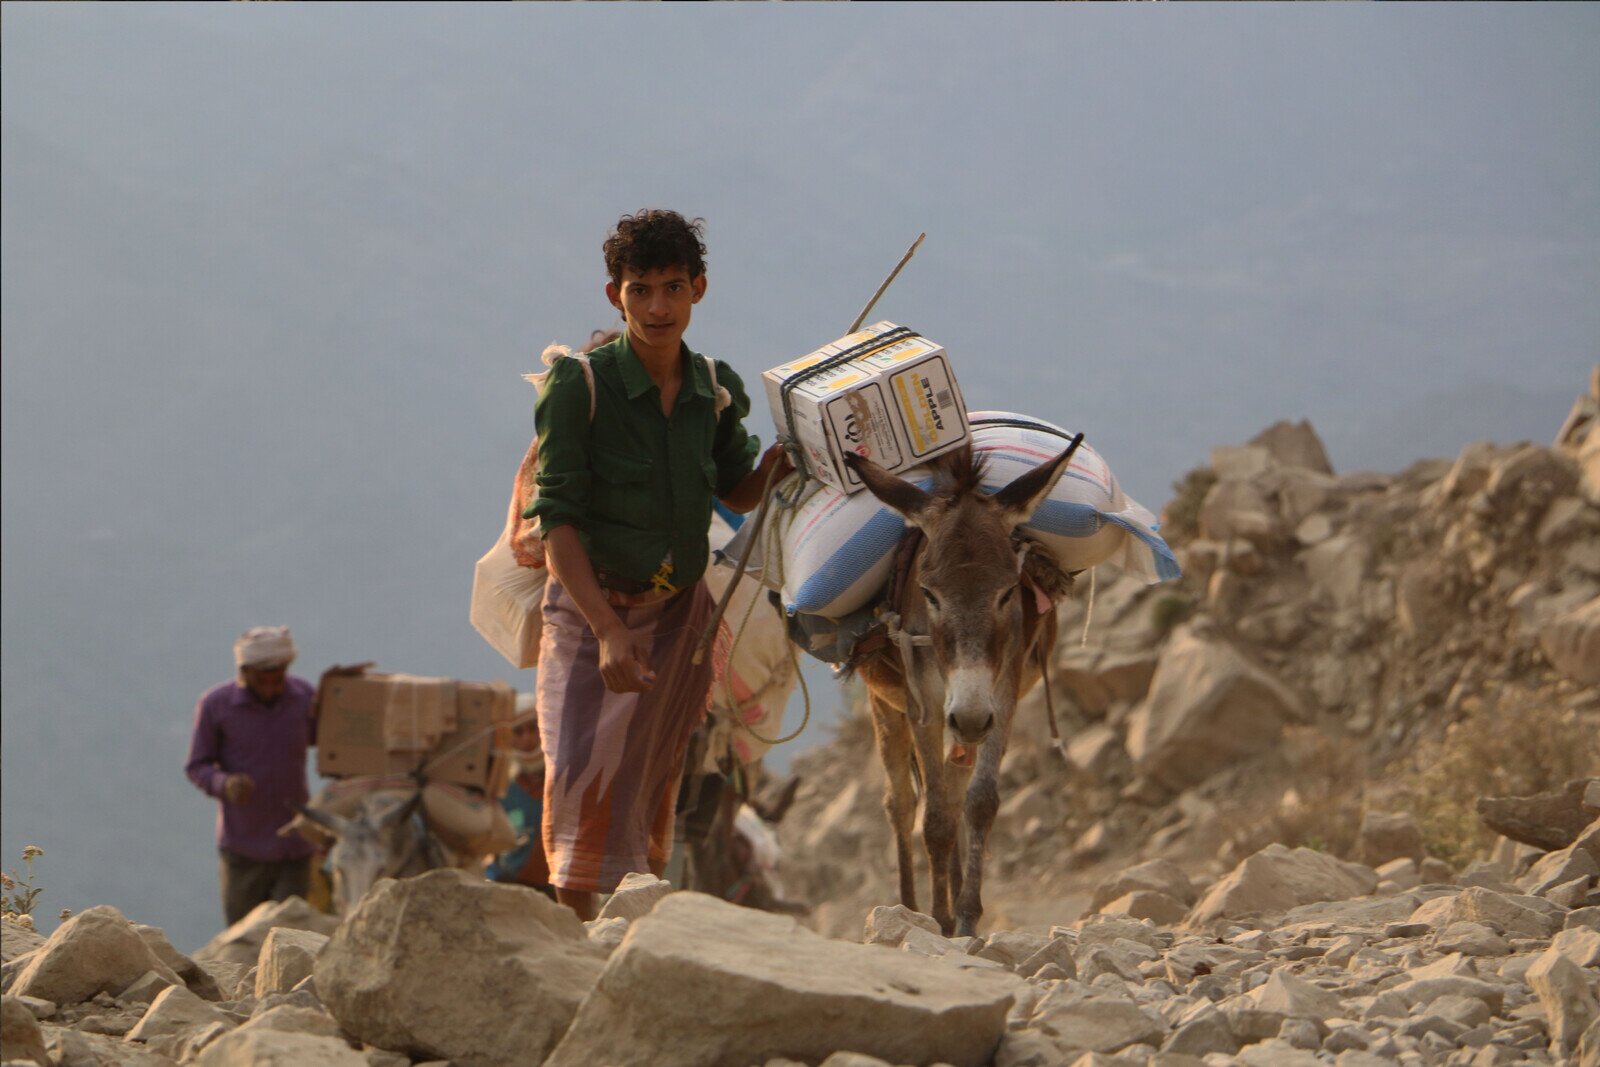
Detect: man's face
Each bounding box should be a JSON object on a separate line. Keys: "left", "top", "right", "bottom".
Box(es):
{"left": 606, "top": 266, "right": 706, "bottom": 356}
{"left": 241, "top": 665, "right": 288, "bottom": 704}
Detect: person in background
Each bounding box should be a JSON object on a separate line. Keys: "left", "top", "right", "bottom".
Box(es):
{"left": 185, "top": 625, "right": 317, "bottom": 925}
{"left": 486, "top": 692, "right": 553, "bottom": 898}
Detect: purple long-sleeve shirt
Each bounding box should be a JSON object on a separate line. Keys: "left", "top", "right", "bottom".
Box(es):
{"left": 185, "top": 677, "right": 317, "bottom": 861}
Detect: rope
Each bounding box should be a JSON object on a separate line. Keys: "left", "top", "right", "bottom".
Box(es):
{"left": 1080, "top": 566, "right": 1097, "bottom": 647}
{"left": 731, "top": 457, "right": 815, "bottom": 747}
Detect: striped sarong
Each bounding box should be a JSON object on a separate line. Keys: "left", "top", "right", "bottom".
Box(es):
{"left": 536, "top": 575, "right": 716, "bottom": 893}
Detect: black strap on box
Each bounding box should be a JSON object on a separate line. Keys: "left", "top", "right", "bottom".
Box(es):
{"left": 778, "top": 324, "right": 921, "bottom": 444}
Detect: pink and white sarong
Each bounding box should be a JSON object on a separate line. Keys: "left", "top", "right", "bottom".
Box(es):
{"left": 535, "top": 576, "right": 716, "bottom": 893}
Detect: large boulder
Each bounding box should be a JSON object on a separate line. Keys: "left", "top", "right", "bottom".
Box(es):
{"left": 2, "top": 994, "right": 52, "bottom": 1067}
{"left": 193, "top": 1028, "right": 368, "bottom": 1067}
{"left": 1185, "top": 845, "right": 1378, "bottom": 928}
{"left": 315, "top": 869, "right": 604, "bottom": 1067}
{"left": 193, "top": 896, "right": 340, "bottom": 966}
{"left": 1408, "top": 886, "right": 1565, "bottom": 939}
{"left": 1249, "top": 420, "right": 1334, "bottom": 475}
{"left": 1476, "top": 778, "right": 1599, "bottom": 852}
{"left": 1541, "top": 597, "right": 1600, "bottom": 686}
{"left": 1125, "top": 628, "right": 1305, "bottom": 792}
{"left": 1357, "top": 811, "right": 1426, "bottom": 868}
{"left": 10, "top": 906, "right": 181, "bottom": 1005}
{"left": 1527, "top": 945, "right": 1600, "bottom": 1054}
{"left": 544, "top": 892, "right": 1017, "bottom": 1067}
{"left": 1087, "top": 859, "right": 1197, "bottom": 915}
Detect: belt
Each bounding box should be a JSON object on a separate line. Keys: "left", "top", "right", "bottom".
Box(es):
{"left": 594, "top": 569, "right": 656, "bottom": 595}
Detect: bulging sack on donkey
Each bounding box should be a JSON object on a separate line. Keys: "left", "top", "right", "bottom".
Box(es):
{"left": 724, "top": 409, "right": 1182, "bottom": 620}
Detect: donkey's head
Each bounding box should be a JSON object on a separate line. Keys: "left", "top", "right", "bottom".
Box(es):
{"left": 297, "top": 791, "right": 423, "bottom": 914}
{"left": 846, "top": 442, "right": 1074, "bottom": 745}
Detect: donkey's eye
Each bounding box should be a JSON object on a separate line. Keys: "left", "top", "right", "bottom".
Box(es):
{"left": 999, "top": 585, "right": 1019, "bottom": 608}
{"left": 920, "top": 585, "right": 942, "bottom": 610}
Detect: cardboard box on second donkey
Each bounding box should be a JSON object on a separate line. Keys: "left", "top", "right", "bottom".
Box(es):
{"left": 316, "top": 671, "right": 513, "bottom": 794}
{"left": 763, "top": 321, "right": 969, "bottom": 493}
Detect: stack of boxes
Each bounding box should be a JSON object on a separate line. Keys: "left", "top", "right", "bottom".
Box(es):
{"left": 762, "top": 321, "right": 970, "bottom": 494}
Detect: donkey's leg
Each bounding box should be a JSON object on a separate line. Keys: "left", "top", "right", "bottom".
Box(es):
{"left": 955, "top": 721, "right": 1014, "bottom": 938}
{"left": 909, "top": 719, "right": 959, "bottom": 935}
{"left": 943, "top": 754, "right": 976, "bottom": 906}
{"left": 869, "top": 694, "right": 920, "bottom": 913}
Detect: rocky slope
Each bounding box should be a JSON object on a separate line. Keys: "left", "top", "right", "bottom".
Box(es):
{"left": 3, "top": 805, "right": 1597, "bottom": 1066}
{"left": 777, "top": 367, "right": 1600, "bottom": 941}
{"left": 2, "top": 369, "right": 1596, "bottom": 1067}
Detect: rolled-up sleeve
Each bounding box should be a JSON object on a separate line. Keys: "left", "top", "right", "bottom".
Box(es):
{"left": 524, "top": 358, "right": 594, "bottom": 535}
{"left": 710, "top": 360, "right": 760, "bottom": 497}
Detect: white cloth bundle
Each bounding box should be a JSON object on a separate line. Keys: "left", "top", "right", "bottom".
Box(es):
{"left": 234, "top": 625, "right": 297, "bottom": 668}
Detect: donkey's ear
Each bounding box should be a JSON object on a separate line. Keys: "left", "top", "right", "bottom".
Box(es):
{"left": 296, "top": 804, "right": 352, "bottom": 840}
{"left": 844, "top": 452, "right": 934, "bottom": 525}
{"left": 993, "top": 446, "right": 1075, "bottom": 529}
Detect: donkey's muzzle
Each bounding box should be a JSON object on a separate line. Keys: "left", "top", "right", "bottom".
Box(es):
{"left": 947, "top": 711, "right": 994, "bottom": 745}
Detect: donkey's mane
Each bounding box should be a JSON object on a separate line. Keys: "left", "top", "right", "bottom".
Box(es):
{"left": 931, "top": 441, "right": 989, "bottom": 499}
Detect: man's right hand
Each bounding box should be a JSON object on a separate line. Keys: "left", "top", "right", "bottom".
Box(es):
{"left": 598, "top": 625, "right": 656, "bottom": 694}
{"left": 223, "top": 773, "right": 256, "bottom": 805}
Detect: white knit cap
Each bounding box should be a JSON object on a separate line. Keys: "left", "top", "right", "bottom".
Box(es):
{"left": 234, "top": 625, "right": 297, "bottom": 669}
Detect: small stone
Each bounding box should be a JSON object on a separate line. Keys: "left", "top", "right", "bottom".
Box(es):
{"left": 862, "top": 905, "right": 943, "bottom": 948}
{"left": 1017, "top": 937, "right": 1077, "bottom": 980}
{"left": 584, "top": 916, "right": 629, "bottom": 953}
{"left": 1419, "top": 858, "right": 1456, "bottom": 884}
{"left": 595, "top": 872, "right": 673, "bottom": 922}
{"left": 1279, "top": 1017, "right": 1322, "bottom": 1049}
{"left": 1434, "top": 922, "right": 1510, "bottom": 957}
{"left": 1324, "top": 1025, "right": 1372, "bottom": 1053}
{"left": 118, "top": 969, "right": 176, "bottom": 1006}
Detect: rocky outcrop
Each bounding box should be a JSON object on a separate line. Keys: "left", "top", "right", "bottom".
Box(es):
{"left": 1124, "top": 625, "right": 1305, "bottom": 793}
{"left": 1477, "top": 778, "right": 1600, "bottom": 852}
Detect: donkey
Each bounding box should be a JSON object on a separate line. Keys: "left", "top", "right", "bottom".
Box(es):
{"left": 844, "top": 441, "right": 1075, "bottom": 936}
{"left": 296, "top": 789, "right": 448, "bottom": 915}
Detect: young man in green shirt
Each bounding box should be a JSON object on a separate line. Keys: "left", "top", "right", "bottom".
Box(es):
{"left": 527, "top": 210, "right": 787, "bottom": 920}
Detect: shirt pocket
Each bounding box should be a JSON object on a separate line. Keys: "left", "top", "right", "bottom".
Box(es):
{"left": 593, "top": 446, "right": 653, "bottom": 484}
{"left": 590, "top": 446, "right": 655, "bottom": 528}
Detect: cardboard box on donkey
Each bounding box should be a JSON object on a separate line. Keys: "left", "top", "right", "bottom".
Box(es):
{"left": 763, "top": 321, "right": 969, "bottom": 494}
{"left": 316, "top": 671, "right": 513, "bottom": 794}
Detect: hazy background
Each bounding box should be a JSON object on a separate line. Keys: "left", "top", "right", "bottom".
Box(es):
{"left": 4, "top": 3, "right": 1596, "bottom": 952}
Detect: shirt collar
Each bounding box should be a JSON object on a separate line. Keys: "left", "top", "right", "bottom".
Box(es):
{"left": 613, "top": 331, "right": 712, "bottom": 404}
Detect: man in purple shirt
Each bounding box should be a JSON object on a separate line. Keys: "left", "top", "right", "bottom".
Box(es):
{"left": 185, "top": 625, "right": 317, "bottom": 925}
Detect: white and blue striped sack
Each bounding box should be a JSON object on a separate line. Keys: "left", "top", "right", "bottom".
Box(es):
{"left": 725, "top": 411, "right": 1181, "bottom": 619}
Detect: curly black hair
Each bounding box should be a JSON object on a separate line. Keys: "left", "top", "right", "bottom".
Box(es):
{"left": 603, "top": 209, "right": 707, "bottom": 285}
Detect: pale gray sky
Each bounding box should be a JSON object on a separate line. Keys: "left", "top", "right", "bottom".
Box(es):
{"left": 4, "top": 2, "right": 1596, "bottom": 950}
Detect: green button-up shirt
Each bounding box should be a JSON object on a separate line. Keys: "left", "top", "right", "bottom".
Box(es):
{"left": 525, "top": 333, "right": 760, "bottom": 589}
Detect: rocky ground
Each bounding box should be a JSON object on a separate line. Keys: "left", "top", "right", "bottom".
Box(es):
{"left": 2, "top": 800, "right": 1597, "bottom": 1067}
{"left": 2, "top": 371, "right": 1597, "bottom": 1067}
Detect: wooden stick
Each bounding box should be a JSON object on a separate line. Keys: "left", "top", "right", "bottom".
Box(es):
{"left": 848, "top": 233, "right": 925, "bottom": 334}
